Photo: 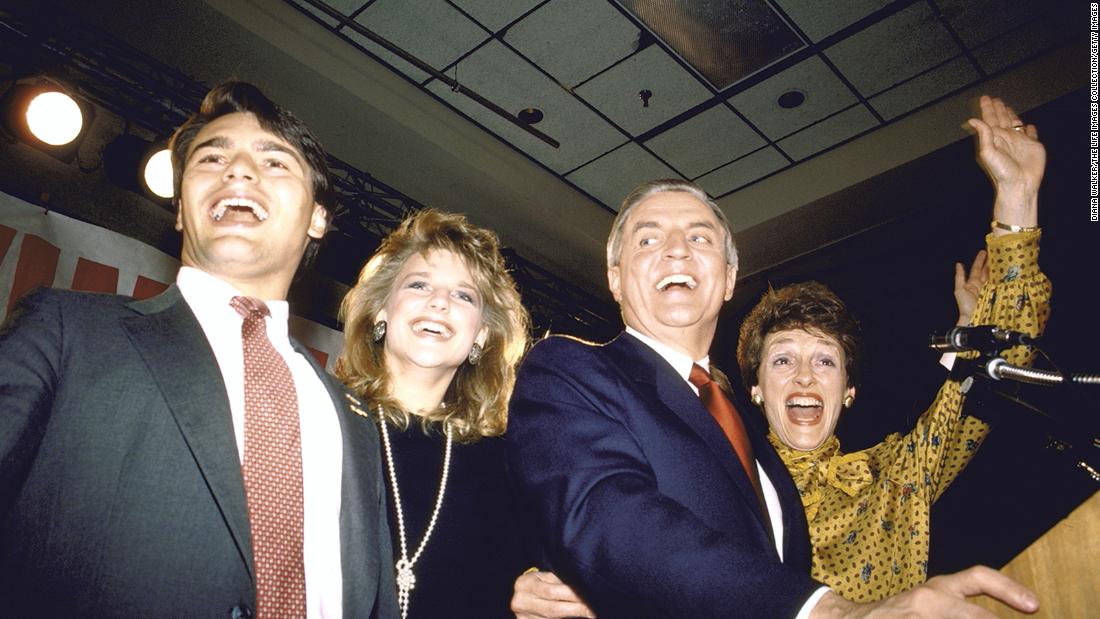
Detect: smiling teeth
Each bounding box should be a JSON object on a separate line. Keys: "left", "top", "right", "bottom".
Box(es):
{"left": 786, "top": 397, "right": 823, "bottom": 407}
{"left": 211, "top": 197, "right": 268, "bottom": 222}
{"left": 413, "top": 320, "right": 451, "bottom": 337}
{"left": 656, "top": 274, "right": 697, "bottom": 291}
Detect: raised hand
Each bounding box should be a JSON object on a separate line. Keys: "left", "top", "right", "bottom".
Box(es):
{"left": 967, "top": 95, "right": 1045, "bottom": 233}
{"left": 954, "top": 249, "right": 989, "bottom": 327}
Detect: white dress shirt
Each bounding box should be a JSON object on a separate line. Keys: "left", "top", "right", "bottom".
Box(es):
{"left": 177, "top": 267, "right": 344, "bottom": 618}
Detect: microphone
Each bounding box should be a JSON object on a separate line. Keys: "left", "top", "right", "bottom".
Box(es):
{"left": 929, "top": 325, "right": 1035, "bottom": 353}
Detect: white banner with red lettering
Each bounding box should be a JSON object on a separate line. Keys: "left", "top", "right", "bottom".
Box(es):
{"left": 0, "top": 191, "right": 344, "bottom": 369}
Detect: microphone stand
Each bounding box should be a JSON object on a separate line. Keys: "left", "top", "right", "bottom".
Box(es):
{"left": 951, "top": 352, "right": 1100, "bottom": 485}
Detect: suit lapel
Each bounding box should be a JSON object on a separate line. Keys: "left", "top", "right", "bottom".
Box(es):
{"left": 121, "top": 286, "right": 254, "bottom": 577}
{"left": 608, "top": 334, "right": 772, "bottom": 535}
{"left": 743, "top": 408, "right": 812, "bottom": 569}
{"left": 291, "top": 340, "right": 385, "bottom": 616}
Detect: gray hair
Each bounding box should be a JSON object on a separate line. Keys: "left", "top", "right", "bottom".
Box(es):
{"left": 606, "top": 179, "right": 738, "bottom": 269}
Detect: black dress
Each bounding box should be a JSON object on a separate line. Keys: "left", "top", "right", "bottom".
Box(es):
{"left": 381, "top": 422, "right": 531, "bottom": 618}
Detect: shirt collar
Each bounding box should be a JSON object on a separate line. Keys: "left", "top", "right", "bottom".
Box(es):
{"left": 624, "top": 326, "right": 710, "bottom": 384}
{"left": 176, "top": 266, "right": 291, "bottom": 334}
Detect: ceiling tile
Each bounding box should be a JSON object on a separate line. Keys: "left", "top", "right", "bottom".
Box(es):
{"left": 347, "top": 0, "right": 489, "bottom": 83}
{"left": 426, "top": 41, "right": 627, "bottom": 173}
{"left": 574, "top": 44, "right": 713, "bottom": 136}
{"left": 728, "top": 55, "right": 858, "bottom": 140}
{"left": 939, "top": 0, "right": 1061, "bottom": 49}
{"left": 971, "top": 9, "right": 1083, "bottom": 75}
{"left": 450, "top": 0, "right": 543, "bottom": 32}
{"left": 870, "top": 57, "right": 978, "bottom": 121}
{"left": 644, "top": 104, "right": 765, "bottom": 179}
{"left": 505, "top": 0, "right": 639, "bottom": 88}
{"left": 824, "top": 2, "right": 960, "bottom": 97}
{"left": 566, "top": 142, "right": 679, "bottom": 208}
{"left": 776, "top": 104, "right": 878, "bottom": 161}
{"left": 772, "top": 0, "right": 891, "bottom": 42}
{"left": 695, "top": 147, "right": 788, "bottom": 198}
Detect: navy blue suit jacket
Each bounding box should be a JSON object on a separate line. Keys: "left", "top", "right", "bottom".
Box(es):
{"left": 0, "top": 286, "right": 397, "bottom": 618}
{"left": 507, "top": 332, "right": 821, "bottom": 618}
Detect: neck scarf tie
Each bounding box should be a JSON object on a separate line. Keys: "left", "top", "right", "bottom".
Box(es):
{"left": 767, "top": 432, "right": 873, "bottom": 521}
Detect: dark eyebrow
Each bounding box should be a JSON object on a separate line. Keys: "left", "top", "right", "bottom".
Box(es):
{"left": 254, "top": 139, "right": 304, "bottom": 166}
{"left": 630, "top": 220, "right": 660, "bottom": 234}
{"left": 189, "top": 136, "right": 232, "bottom": 155}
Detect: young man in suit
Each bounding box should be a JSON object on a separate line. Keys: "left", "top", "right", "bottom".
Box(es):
{"left": 506, "top": 179, "right": 1039, "bottom": 618}
{"left": 0, "top": 82, "right": 397, "bottom": 618}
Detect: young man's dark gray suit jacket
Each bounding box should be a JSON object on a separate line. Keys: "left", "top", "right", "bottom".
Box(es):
{"left": 0, "top": 285, "right": 398, "bottom": 618}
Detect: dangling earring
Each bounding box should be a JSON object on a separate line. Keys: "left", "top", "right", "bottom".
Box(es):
{"left": 751, "top": 393, "right": 763, "bottom": 406}
{"left": 372, "top": 320, "right": 387, "bottom": 342}
{"left": 843, "top": 395, "right": 855, "bottom": 409}
{"left": 467, "top": 343, "right": 483, "bottom": 365}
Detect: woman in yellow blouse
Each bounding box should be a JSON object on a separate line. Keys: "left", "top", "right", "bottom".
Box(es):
{"left": 735, "top": 95, "right": 1051, "bottom": 602}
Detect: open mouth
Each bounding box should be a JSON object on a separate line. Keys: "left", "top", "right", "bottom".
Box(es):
{"left": 785, "top": 395, "right": 823, "bottom": 425}
{"left": 210, "top": 197, "right": 269, "bottom": 222}
{"left": 656, "top": 274, "right": 697, "bottom": 291}
{"left": 412, "top": 320, "right": 452, "bottom": 338}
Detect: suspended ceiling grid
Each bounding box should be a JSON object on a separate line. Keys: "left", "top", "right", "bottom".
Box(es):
{"left": 288, "top": 0, "right": 1080, "bottom": 208}
{"left": 54, "top": 0, "right": 1086, "bottom": 299}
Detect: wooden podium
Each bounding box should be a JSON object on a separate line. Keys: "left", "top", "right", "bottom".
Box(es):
{"left": 970, "top": 490, "right": 1099, "bottom": 617}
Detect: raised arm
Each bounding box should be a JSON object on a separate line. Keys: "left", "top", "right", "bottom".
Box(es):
{"left": 810, "top": 95, "right": 1051, "bottom": 619}
{"left": 964, "top": 95, "right": 1052, "bottom": 361}
{"left": 902, "top": 96, "right": 1053, "bottom": 497}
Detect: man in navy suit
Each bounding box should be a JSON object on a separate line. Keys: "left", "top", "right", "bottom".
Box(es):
{"left": 0, "top": 82, "right": 396, "bottom": 617}
{"left": 507, "top": 179, "right": 1039, "bottom": 618}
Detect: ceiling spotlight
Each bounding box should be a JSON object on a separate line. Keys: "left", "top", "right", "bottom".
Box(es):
{"left": 143, "top": 148, "right": 174, "bottom": 199}
{"left": 25, "top": 91, "right": 84, "bottom": 145}
{"left": 104, "top": 134, "right": 173, "bottom": 202}
{"left": 777, "top": 89, "right": 806, "bottom": 109}
{"left": 2, "top": 82, "right": 93, "bottom": 160}
{"left": 518, "top": 107, "right": 544, "bottom": 125}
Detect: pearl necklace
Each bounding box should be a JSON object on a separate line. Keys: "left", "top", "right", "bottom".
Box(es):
{"left": 378, "top": 407, "right": 453, "bottom": 619}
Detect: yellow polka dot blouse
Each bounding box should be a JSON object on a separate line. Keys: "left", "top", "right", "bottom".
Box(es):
{"left": 769, "top": 230, "right": 1051, "bottom": 602}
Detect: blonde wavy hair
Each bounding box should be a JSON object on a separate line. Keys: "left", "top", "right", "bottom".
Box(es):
{"left": 336, "top": 209, "right": 530, "bottom": 443}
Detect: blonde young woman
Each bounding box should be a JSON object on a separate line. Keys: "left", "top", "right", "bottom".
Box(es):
{"left": 338, "top": 209, "right": 592, "bottom": 619}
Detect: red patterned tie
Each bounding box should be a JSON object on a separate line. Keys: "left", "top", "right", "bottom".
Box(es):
{"left": 689, "top": 363, "right": 772, "bottom": 533}
{"left": 232, "top": 296, "right": 307, "bottom": 618}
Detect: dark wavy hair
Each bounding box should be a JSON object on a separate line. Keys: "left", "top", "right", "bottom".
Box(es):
{"left": 169, "top": 81, "right": 334, "bottom": 264}
{"left": 736, "top": 281, "right": 862, "bottom": 392}
{"left": 336, "top": 209, "right": 530, "bottom": 443}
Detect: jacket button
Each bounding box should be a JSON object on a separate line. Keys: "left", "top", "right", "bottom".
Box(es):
{"left": 229, "top": 605, "right": 253, "bottom": 619}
